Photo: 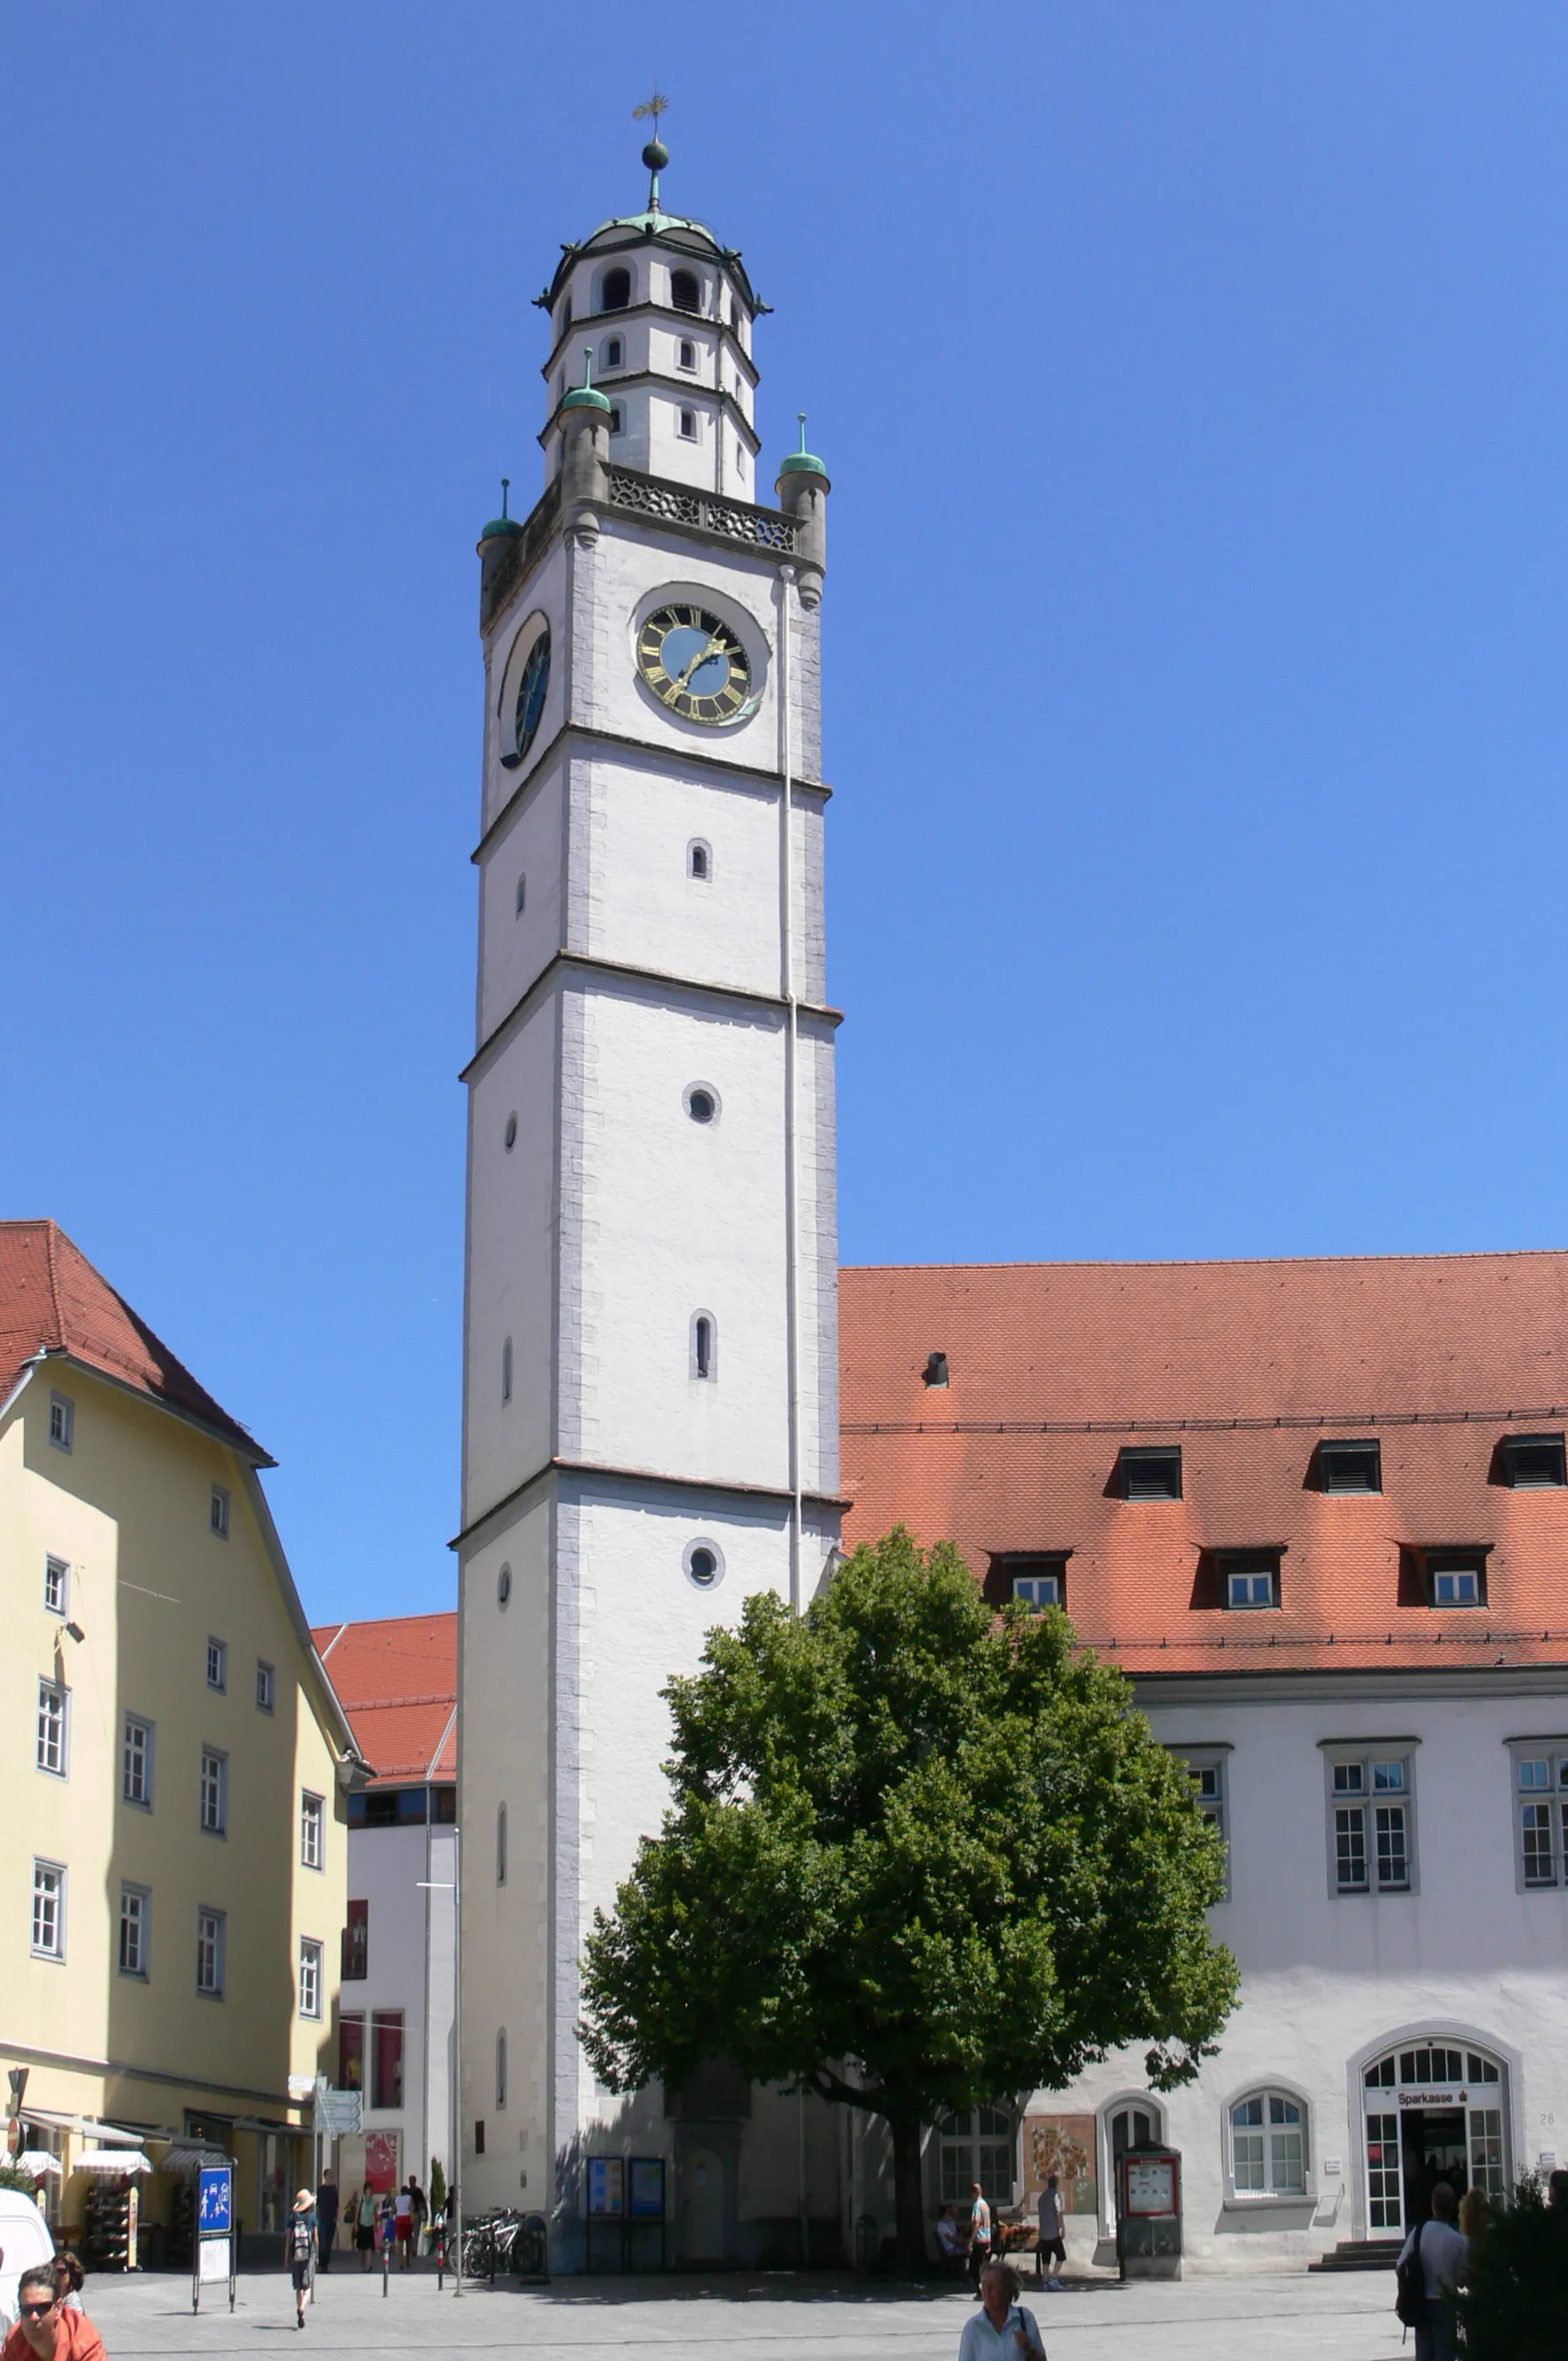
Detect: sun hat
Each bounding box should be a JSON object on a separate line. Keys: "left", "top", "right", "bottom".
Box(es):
{"left": 293, "top": 2190, "right": 314, "bottom": 2210}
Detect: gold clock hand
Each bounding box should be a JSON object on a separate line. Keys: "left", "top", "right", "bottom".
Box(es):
{"left": 673, "top": 636, "right": 728, "bottom": 692}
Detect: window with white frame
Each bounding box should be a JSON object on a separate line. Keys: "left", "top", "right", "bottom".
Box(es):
{"left": 118, "top": 1883, "right": 150, "bottom": 1977}
{"left": 1230, "top": 2091, "right": 1308, "bottom": 2195}
{"left": 1220, "top": 1552, "right": 1281, "bottom": 1610}
{"left": 299, "top": 1937, "right": 323, "bottom": 2019}
{"left": 1005, "top": 1554, "right": 1067, "bottom": 1611}
{"left": 209, "top": 1485, "right": 229, "bottom": 1539}
{"left": 301, "top": 1790, "right": 324, "bottom": 1870}
{"left": 1511, "top": 1743, "right": 1568, "bottom": 1888}
{"left": 256, "top": 1660, "right": 275, "bottom": 1712}
{"left": 1327, "top": 1746, "right": 1414, "bottom": 1894}
{"left": 44, "top": 1556, "right": 69, "bottom": 1616}
{"left": 1175, "top": 1747, "right": 1231, "bottom": 1895}
{"left": 936, "top": 2106, "right": 1015, "bottom": 2206}
{"left": 206, "top": 1638, "right": 227, "bottom": 1691}
{"left": 32, "top": 1860, "right": 65, "bottom": 1959}
{"left": 196, "top": 1906, "right": 225, "bottom": 1996}
{"left": 48, "top": 1393, "right": 73, "bottom": 1451}
{"left": 200, "top": 1747, "right": 228, "bottom": 1836}
{"left": 36, "top": 1680, "right": 68, "bottom": 1777}
{"left": 123, "top": 1714, "right": 154, "bottom": 1807}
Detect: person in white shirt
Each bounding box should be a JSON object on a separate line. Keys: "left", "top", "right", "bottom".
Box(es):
{"left": 1396, "top": 2181, "right": 1467, "bottom": 2361}
{"left": 958, "top": 2259, "right": 1047, "bottom": 2361}
{"left": 967, "top": 2183, "right": 993, "bottom": 2294}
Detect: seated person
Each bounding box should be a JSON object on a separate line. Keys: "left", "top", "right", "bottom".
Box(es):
{"left": 934, "top": 2206, "right": 967, "bottom": 2262}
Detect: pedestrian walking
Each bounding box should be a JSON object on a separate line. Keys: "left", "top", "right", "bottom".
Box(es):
{"left": 352, "top": 2186, "right": 377, "bottom": 2272}
{"left": 1035, "top": 2173, "right": 1066, "bottom": 2290}
{"left": 394, "top": 2183, "right": 414, "bottom": 2270}
{"left": 958, "top": 2258, "right": 1047, "bottom": 2359}
{"left": 408, "top": 2175, "right": 429, "bottom": 2258}
{"left": 1396, "top": 2180, "right": 1466, "bottom": 2361}
{"left": 314, "top": 2169, "right": 338, "bottom": 2273}
{"left": 2, "top": 2265, "right": 106, "bottom": 2361}
{"left": 968, "top": 2181, "right": 993, "bottom": 2295}
{"left": 287, "top": 2190, "right": 317, "bottom": 2330}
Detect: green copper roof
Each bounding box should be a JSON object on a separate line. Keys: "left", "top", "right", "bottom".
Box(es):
{"left": 779, "top": 412, "right": 827, "bottom": 477}
{"left": 562, "top": 345, "right": 613, "bottom": 415}
{"left": 541, "top": 140, "right": 761, "bottom": 316}
{"left": 480, "top": 477, "right": 525, "bottom": 541}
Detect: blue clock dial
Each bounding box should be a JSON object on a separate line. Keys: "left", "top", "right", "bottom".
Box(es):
{"left": 504, "top": 630, "right": 550, "bottom": 768}
{"left": 636, "top": 603, "right": 752, "bottom": 725}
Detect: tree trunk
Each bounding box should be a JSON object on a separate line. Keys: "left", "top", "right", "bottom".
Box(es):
{"left": 887, "top": 2105, "right": 928, "bottom": 2280}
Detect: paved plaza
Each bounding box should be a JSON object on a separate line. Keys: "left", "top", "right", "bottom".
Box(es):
{"left": 80, "top": 2264, "right": 1409, "bottom": 2361}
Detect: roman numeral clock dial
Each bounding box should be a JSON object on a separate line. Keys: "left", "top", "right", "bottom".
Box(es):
{"left": 636, "top": 604, "right": 754, "bottom": 724}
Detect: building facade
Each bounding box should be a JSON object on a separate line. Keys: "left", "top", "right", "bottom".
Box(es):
{"left": 456, "top": 140, "right": 842, "bottom": 2265}
{"left": 839, "top": 1251, "right": 1568, "bottom": 2271}
{"left": 311, "top": 1614, "right": 458, "bottom": 2204}
{"left": 0, "top": 1220, "right": 359, "bottom": 2253}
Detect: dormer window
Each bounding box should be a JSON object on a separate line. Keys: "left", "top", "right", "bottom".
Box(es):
{"left": 1004, "top": 1555, "right": 1068, "bottom": 1611}
{"left": 1118, "top": 1445, "right": 1181, "bottom": 1500}
{"left": 670, "top": 268, "right": 700, "bottom": 315}
{"left": 1318, "top": 1439, "right": 1381, "bottom": 1494}
{"left": 1501, "top": 1433, "right": 1567, "bottom": 1489}
{"left": 1422, "top": 1547, "right": 1489, "bottom": 1607}
{"left": 601, "top": 266, "right": 631, "bottom": 312}
{"left": 1218, "top": 1551, "right": 1281, "bottom": 1611}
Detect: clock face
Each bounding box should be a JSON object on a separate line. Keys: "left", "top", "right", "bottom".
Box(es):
{"left": 505, "top": 630, "right": 550, "bottom": 768}
{"left": 636, "top": 604, "right": 753, "bottom": 725}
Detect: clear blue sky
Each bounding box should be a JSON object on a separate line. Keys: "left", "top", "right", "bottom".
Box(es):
{"left": 6, "top": 4, "right": 1568, "bottom": 1620}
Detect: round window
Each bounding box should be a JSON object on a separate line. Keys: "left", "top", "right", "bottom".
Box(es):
{"left": 685, "top": 1084, "right": 720, "bottom": 1125}
{"left": 685, "top": 1540, "right": 724, "bottom": 1589}
{"left": 504, "top": 1112, "right": 518, "bottom": 1151}
{"left": 497, "top": 1563, "right": 512, "bottom": 1608}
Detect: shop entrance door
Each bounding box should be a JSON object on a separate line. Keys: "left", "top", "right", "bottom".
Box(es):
{"left": 1360, "top": 2039, "right": 1509, "bottom": 2240}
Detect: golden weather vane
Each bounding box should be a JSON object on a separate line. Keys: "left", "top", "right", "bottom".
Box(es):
{"left": 633, "top": 90, "right": 669, "bottom": 125}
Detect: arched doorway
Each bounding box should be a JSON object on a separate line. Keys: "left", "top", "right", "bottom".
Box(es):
{"left": 1101, "top": 2096, "right": 1166, "bottom": 2230}
{"left": 1360, "top": 2038, "right": 1509, "bottom": 2240}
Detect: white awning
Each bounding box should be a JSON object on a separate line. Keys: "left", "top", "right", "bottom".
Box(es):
{"left": 22, "top": 2111, "right": 149, "bottom": 2144}
{"left": 74, "top": 2148, "right": 153, "bottom": 2175}
{"left": 159, "top": 2145, "right": 229, "bottom": 2175}
{"left": 15, "top": 2152, "right": 62, "bottom": 2178}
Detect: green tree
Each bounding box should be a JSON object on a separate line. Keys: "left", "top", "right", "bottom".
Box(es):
{"left": 1459, "top": 2176, "right": 1568, "bottom": 2361}
{"left": 579, "top": 1527, "right": 1238, "bottom": 2272}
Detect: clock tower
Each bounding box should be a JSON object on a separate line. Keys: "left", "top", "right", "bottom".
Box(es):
{"left": 456, "top": 136, "right": 841, "bottom": 2265}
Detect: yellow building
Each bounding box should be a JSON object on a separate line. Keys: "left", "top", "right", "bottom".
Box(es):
{"left": 0, "top": 1220, "right": 362, "bottom": 2258}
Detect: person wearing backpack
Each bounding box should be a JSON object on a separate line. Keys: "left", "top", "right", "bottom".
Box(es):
{"left": 1395, "top": 2181, "right": 1466, "bottom": 2361}
{"left": 287, "top": 2191, "right": 317, "bottom": 2330}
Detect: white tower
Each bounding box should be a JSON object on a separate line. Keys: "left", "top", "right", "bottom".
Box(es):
{"left": 456, "top": 135, "right": 840, "bottom": 2267}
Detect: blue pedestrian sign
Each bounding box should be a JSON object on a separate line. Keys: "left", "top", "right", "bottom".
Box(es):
{"left": 198, "top": 2167, "right": 232, "bottom": 2234}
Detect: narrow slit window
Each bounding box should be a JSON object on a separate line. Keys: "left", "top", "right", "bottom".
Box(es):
{"left": 496, "top": 1803, "right": 507, "bottom": 1885}
{"left": 692, "top": 1313, "right": 715, "bottom": 1381}
{"left": 515, "top": 872, "right": 527, "bottom": 914}
{"left": 501, "top": 1337, "right": 513, "bottom": 1404}
{"left": 688, "top": 839, "right": 711, "bottom": 880}
{"left": 604, "top": 337, "right": 622, "bottom": 368}
{"left": 678, "top": 408, "right": 697, "bottom": 440}
{"left": 678, "top": 338, "right": 696, "bottom": 370}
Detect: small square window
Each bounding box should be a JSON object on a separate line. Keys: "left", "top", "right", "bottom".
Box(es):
{"left": 206, "top": 1639, "right": 227, "bottom": 1691}
{"left": 1005, "top": 1555, "right": 1067, "bottom": 1611}
{"left": 256, "top": 1661, "right": 275, "bottom": 1712}
{"left": 1501, "top": 1433, "right": 1567, "bottom": 1489}
{"left": 44, "top": 1556, "right": 69, "bottom": 1617}
{"left": 678, "top": 407, "right": 698, "bottom": 439}
{"left": 48, "top": 1394, "right": 74, "bottom": 1452}
{"left": 1424, "top": 1550, "right": 1488, "bottom": 1608}
{"left": 209, "top": 1486, "right": 230, "bottom": 1539}
{"left": 1119, "top": 1445, "right": 1181, "bottom": 1500}
{"left": 1318, "top": 1439, "right": 1381, "bottom": 1493}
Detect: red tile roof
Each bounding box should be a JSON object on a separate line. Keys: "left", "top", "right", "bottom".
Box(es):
{"left": 312, "top": 1615, "right": 457, "bottom": 1787}
{"left": 840, "top": 1252, "right": 1568, "bottom": 1676}
{"left": 0, "top": 1219, "right": 267, "bottom": 1461}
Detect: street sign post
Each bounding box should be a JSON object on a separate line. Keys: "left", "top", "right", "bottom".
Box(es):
{"left": 193, "top": 2165, "right": 235, "bottom": 2314}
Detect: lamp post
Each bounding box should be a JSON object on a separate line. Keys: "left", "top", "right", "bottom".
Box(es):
{"left": 416, "top": 1824, "right": 462, "bottom": 2298}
